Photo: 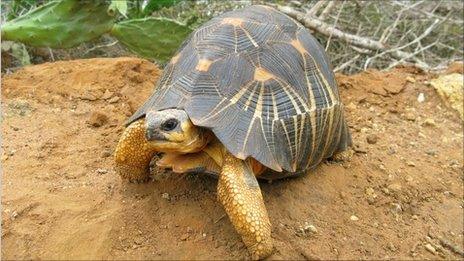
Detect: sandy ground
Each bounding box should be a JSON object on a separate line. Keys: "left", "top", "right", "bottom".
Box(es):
{"left": 1, "top": 57, "right": 463, "bottom": 260}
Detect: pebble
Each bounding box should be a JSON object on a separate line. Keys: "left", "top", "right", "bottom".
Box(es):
{"left": 425, "top": 149, "right": 437, "bottom": 156}
{"left": 387, "top": 183, "right": 402, "bottom": 193}
{"left": 366, "top": 134, "right": 378, "bottom": 144}
{"left": 422, "top": 119, "right": 436, "bottom": 127}
{"left": 350, "top": 215, "right": 359, "bottom": 221}
{"left": 101, "top": 150, "right": 112, "bottom": 158}
{"left": 303, "top": 224, "right": 318, "bottom": 234}
{"left": 96, "top": 168, "right": 108, "bottom": 174}
{"left": 417, "top": 93, "right": 425, "bottom": 103}
{"left": 390, "top": 203, "right": 403, "bottom": 213}
{"left": 406, "top": 161, "right": 416, "bottom": 167}
{"left": 425, "top": 243, "right": 436, "bottom": 254}
{"left": 388, "top": 242, "right": 397, "bottom": 252}
{"left": 88, "top": 112, "right": 109, "bottom": 127}
{"left": 346, "top": 102, "right": 357, "bottom": 111}
{"left": 108, "top": 96, "right": 120, "bottom": 104}
{"left": 353, "top": 143, "right": 367, "bottom": 153}
{"left": 101, "top": 90, "right": 114, "bottom": 100}
{"left": 406, "top": 76, "right": 416, "bottom": 83}
{"left": 180, "top": 233, "right": 190, "bottom": 241}
{"left": 404, "top": 113, "right": 416, "bottom": 121}
{"left": 80, "top": 92, "right": 97, "bottom": 101}
{"left": 161, "top": 193, "right": 170, "bottom": 200}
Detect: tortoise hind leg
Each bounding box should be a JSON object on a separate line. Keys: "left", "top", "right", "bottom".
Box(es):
{"left": 114, "top": 119, "right": 157, "bottom": 182}
{"left": 217, "top": 151, "right": 273, "bottom": 260}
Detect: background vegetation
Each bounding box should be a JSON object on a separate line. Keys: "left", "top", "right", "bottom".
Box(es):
{"left": 1, "top": 0, "right": 462, "bottom": 74}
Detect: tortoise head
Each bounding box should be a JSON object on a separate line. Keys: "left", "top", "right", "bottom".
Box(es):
{"left": 145, "top": 109, "right": 209, "bottom": 153}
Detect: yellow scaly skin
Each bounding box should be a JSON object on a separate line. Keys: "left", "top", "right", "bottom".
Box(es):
{"left": 218, "top": 151, "right": 273, "bottom": 260}
{"left": 114, "top": 119, "right": 157, "bottom": 182}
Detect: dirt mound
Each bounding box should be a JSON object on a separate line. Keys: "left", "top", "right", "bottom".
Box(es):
{"left": 2, "top": 58, "right": 463, "bottom": 260}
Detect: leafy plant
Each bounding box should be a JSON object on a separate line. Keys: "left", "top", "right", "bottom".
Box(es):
{"left": 1, "top": 0, "right": 192, "bottom": 63}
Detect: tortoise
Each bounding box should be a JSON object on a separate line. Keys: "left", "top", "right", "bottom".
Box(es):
{"left": 114, "top": 5, "right": 351, "bottom": 259}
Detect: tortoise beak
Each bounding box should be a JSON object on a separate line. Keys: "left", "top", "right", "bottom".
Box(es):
{"left": 145, "top": 111, "right": 166, "bottom": 141}
{"left": 145, "top": 127, "right": 165, "bottom": 141}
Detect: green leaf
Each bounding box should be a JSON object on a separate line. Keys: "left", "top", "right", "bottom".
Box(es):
{"left": 111, "top": 17, "right": 192, "bottom": 63}
{"left": 8, "top": 0, "right": 37, "bottom": 20}
{"left": 1, "top": 0, "right": 114, "bottom": 49}
{"left": 108, "top": 0, "right": 128, "bottom": 17}
{"left": 142, "top": 0, "right": 181, "bottom": 16}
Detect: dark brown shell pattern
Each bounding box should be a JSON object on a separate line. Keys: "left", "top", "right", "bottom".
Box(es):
{"left": 128, "top": 5, "right": 352, "bottom": 174}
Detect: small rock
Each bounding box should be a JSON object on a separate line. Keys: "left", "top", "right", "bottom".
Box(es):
{"left": 404, "top": 113, "right": 416, "bottom": 121}
{"left": 108, "top": 96, "right": 120, "bottom": 104}
{"left": 346, "top": 102, "right": 357, "bottom": 111}
{"left": 101, "top": 90, "right": 114, "bottom": 100}
{"left": 101, "top": 150, "right": 112, "bottom": 158}
{"left": 425, "top": 149, "right": 437, "bottom": 156}
{"left": 180, "top": 233, "right": 190, "bottom": 241}
{"left": 96, "top": 168, "right": 108, "bottom": 174}
{"left": 406, "top": 161, "right": 416, "bottom": 167}
{"left": 161, "top": 193, "right": 170, "bottom": 200}
{"left": 388, "top": 242, "right": 397, "bottom": 252}
{"left": 417, "top": 93, "right": 425, "bottom": 103}
{"left": 387, "top": 183, "right": 402, "bottom": 193}
{"left": 366, "top": 134, "right": 378, "bottom": 144}
{"left": 390, "top": 203, "right": 403, "bottom": 213}
{"left": 422, "top": 119, "right": 436, "bottom": 127}
{"left": 353, "top": 143, "right": 367, "bottom": 153}
{"left": 350, "top": 215, "right": 359, "bottom": 221}
{"left": 80, "top": 91, "right": 97, "bottom": 101}
{"left": 387, "top": 146, "right": 397, "bottom": 155}
{"left": 406, "top": 76, "right": 416, "bottom": 83}
{"left": 88, "top": 112, "right": 109, "bottom": 127}
{"left": 134, "top": 236, "right": 144, "bottom": 245}
{"left": 425, "top": 243, "right": 436, "bottom": 254}
{"left": 411, "top": 215, "right": 418, "bottom": 220}
{"left": 303, "top": 224, "right": 318, "bottom": 234}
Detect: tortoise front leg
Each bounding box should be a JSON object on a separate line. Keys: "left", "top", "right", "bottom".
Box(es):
{"left": 114, "top": 119, "right": 157, "bottom": 182}
{"left": 217, "top": 152, "right": 273, "bottom": 260}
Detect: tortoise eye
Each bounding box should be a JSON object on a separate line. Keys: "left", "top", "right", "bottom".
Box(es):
{"left": 161, "top": 119, "right": 178, "bottom": 131}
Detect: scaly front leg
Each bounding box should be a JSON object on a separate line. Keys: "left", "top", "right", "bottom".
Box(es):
{"left": 217, "top": 151, "right": 273, "bottom": 260}
{"left": 114, "top": 119, "right": 157, "bottom": 182}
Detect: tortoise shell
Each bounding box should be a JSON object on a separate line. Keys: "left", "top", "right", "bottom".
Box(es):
{"left": 128, "top": 5, "right": 351, "bottom": 173}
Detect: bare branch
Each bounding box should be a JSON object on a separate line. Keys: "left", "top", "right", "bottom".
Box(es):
{"left": 386, "top": 40, "right": 438, "bottom": 70}
{"left": 277, "top": 5, "right": 432, "bottom": 70}
{"left": 364, "top": 18, "right": 440, "bottom": 69}
{"left": 325, "top": 1, "right": 346, "bottom": 51}
{"left": 307, "top": 1, "right": 326, "bottom": 17}
{"left": 318, "top": 1, "right": 335, "bottom": 21}
{"left": 334, "top": 54, "right": 360, "bottom": 72}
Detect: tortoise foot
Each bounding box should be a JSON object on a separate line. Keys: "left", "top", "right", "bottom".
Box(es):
{"left": 249, "top": 237, "right": 274, "bottom": 260}
{"left": 114, "top": 119, "right": 157, "bottom": 183}
{"left": 115, "top": 165, "right": 151, "bottom": 183}
{"left": 331, "top": 148, "right": 354, "bottom": 162}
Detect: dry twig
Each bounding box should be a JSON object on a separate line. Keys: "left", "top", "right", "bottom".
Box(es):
{"left": 277, "top": 5, "right": 432, "bottom": 70}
